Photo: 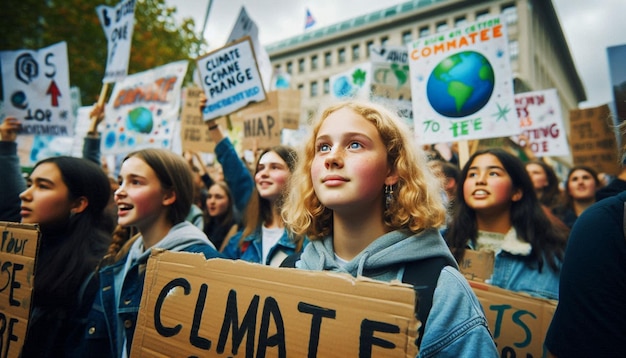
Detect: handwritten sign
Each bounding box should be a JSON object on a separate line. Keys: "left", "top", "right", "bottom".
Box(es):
{"left": 131, "top": 251, "right": 419, "bottom": 357}
{"left": 101, "top": 60, "right": 188, "bottom": 155}
{"left": 96, "top": 0, "right": 136, "bottom": 83}
{"left": 569, "top": 104, "right": 622, "bottom": 175}
{"left": 330, "top": 63, "right": 373, "bottom": 100}
{"left": 180, "top": 86, "right": 228, "bottom": 153}
{"left": 1, "top": 42, "right": 74, "bottom": 137}
{"left": 370, "top": 45, "right": 409, "bottom": 65}
{"left": 408, "top": 15, "right": 518, "bottom": 144}
{"left": 197, "top": 37, "right": 266, "bottom": 121}
{"left": 0, "top": 222, "right": 40, "bottom": 358}
{"left": 511, "top": 89, "right": 570, "bottom": 157}
{"left": 469, "top": 281, "right": 556, "bottom": 358}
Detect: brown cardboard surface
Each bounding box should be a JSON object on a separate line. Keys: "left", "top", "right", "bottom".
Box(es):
{"left": 131, "top": 250, "right": 419, "bottom": 357}
{"left": 0, "top": 222, "right": 41, "bottom": 358}
{"left": 459, "top": 250, "right": 494, "bottom": 282}
{"left": 469, "top": 280, "right": 556, "bottom": 358}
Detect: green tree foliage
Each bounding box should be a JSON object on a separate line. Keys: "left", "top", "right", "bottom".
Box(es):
{"left": 1, "top": 0, "right": 206, "bottom": 105}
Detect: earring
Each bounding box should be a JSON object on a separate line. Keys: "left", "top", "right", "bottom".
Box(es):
{"left": 385, "top": 185, "right": 394, "bottom": 209}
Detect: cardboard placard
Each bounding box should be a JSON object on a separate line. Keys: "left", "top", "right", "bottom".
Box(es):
{"left": 180, "top": 86, "right": 226, "bottom": 153}
{"left": 131, "top": 251, "right": 419, "bottom": 357}
{"left": 469, "top": 280, "right": 556, "bottom": 358}
{"left": 0, "top": 222, "right": 40, "bottom": 358}
{"left": 569, "top": 104, "right": 622, "bottom": 175}
{"left": 235, "top": 90, "right": 301, "bottom": 151}
{"left": 459, "top": 250, "right": 494, "bottom": 282}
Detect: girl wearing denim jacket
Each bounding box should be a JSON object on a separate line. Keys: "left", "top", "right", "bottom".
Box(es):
{"left": 281, "top": 100, "right": 498, "bottom": 357}
{"left": 446, "top": 148, "right": 567, "bottom": 300}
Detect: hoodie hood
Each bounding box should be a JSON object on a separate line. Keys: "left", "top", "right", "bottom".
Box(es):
{"left": 297, "top": 228, "right": 457, "bottom": 281}
{"left": 128, "top": 221, "right": 215, "bottom": 266}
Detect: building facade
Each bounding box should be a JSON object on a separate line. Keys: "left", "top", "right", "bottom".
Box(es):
{"left": 265, "top": 0, "right": 585, "bottom": 143}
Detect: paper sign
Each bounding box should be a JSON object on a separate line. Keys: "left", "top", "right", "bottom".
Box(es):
{"left": 408, "top": 15, "right": 518, "bottom": 144}
{"left": 1, "top": 42, "right": 75, "bottom": 137}
{"left": 0, "top": 222, "right": 41, "bottom": 358}
{"left": 370, "top": 45, "right": 409, "bottom": 65}
{"left": 330, "top": 63, "right": 373, "bottom": 100}
{"left": 101, "top": 60, "right": 188, "bottom": 155}
{"left": 131, "top": 251, "right": 419, "bottom": 357}
{"left": 180, "top": 86, "right": 226, "bottom": 153}
{"left": 96, "top": 0, "right": 136, "bottom": 83}
{"left": 197, "top": 37, "right": 266, "bottom": 121}
{"left": 511, "top": 89, "right": 570, "bottom": 157}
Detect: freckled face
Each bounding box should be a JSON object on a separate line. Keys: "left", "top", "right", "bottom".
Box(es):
{"left": 311, "top": 108, "right": 392, "bottom": 213}
{"left": 115, "top": 157, "right": 170, "bottom": 230}
{"left": 19, "top": 163, "right": 75, "bottom": 227}
{"left": 567, "top": 169, "right": 597, "bottom": 200}
{"left": 463, "top": 154, "right": 521, "bottom": 214}
{"left": 255, "top": 151, "right": 291, "bottom": 203}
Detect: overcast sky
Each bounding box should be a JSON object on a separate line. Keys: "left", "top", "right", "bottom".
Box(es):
{"left": 170, "top": 0, "right": 626, "bottom": 109}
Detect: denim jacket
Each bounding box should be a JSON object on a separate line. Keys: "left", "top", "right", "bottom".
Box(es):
{"left": 66, "top": 223, "right": 222, "bottom": 358}
{"left": 222, "top": 227, "right": 307, "bottom": 266}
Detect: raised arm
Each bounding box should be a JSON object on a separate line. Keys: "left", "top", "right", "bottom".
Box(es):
{"left": 0, "top": 117, "right": 26, "bottom": 222}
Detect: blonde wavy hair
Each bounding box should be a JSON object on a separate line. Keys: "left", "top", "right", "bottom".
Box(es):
{"left": 282, "top": 100, "right": 446, "bottom": 240}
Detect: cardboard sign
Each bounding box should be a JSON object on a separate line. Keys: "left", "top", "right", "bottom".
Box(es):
{"left": 1, "top": 42, "right": 75, "bottom": 137}
{"left": 197, "top": 37, "right": 267, "bottom": 121}
{"left": 131, "top": 251, "right": 419, "bottom": 357}
{"left": 180, "top": 86, "right": 226, "bottom": 153}
{"left": 459, "top": 250, "right": 494, "bottom": 282}
{"left": 469, "top": 281, "right": 556, "bottom": 358}
{"left": 569, "top": 104, "right": 622, "bottom": 175}
{"left": 235, "top": 90, "right": 301, "bottom": 150}
{"left": 0, "top": 222, "right": 41, "bottom": 358}
{"left": 408, "top": 15, "right": 519, "bottom": 144}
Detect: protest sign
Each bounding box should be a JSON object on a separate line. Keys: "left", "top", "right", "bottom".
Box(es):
{"left": 234, "top": 90, "right": 301, "bottom": 151}
{"left": 511, "top": 89, "right": 570, "bottom": 157}
{"left": 0, "top": 222, "right": 40, "bottom": 358}
{"left": 569, "top": 104, "right": 622, "bottom": 175}
{"left": 330, "top": 63, "right": 373, "bottom": 100}
{"left": 180, "top": 86, "right": 229, "bottom": 153}
{"left": 408, "top": 15, "right": 518, "bottom": 144}
{"left": 96, "top": 0, "right": 136, "bottom": 83}
{"left": 131, "top": 251, "right": 419, "bottom": 357}
{"left": 369, "top": 45, "right": 409, "bottom": 65}
{"left": 469, "top": 281, "right": 556, "bottom": 358}
{"left": 227, "top": 6, "right": 273, "bottom": 92}
{"left": 197, "top": 37, "right": 266, "bottom": 122}
{"left": 1, "top": 42, "right": 74, "bottom": 137}
{"left": 101, "top": 60, "right": 188, "bottom": 155}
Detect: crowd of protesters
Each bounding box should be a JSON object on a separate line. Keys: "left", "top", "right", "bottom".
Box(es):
{"left": 1, "top": 97, "right": 625, "bottom": 357}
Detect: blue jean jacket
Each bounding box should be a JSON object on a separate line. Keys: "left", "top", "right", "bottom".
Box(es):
{"left": 222, "top": 227, "right": 307, "bottom": 266}
{"left": 66, "top": 244, "right": 221, "bottom": 358}
{"left": 490, "top": 251, "right": 561, "bottom": 300}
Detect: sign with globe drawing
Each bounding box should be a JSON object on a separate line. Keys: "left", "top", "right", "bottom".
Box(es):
{"left": 407, "top": 15, "right": 519, "bottom": 145}
{"left": 101, "top": 60, "right": 189, "bottom": 154}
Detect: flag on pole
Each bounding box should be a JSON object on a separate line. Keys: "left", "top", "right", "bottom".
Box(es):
{"left": 305, "top": 8, "right": 316, "bottom": 30}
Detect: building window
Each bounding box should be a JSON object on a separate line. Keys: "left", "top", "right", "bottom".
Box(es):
{"left": 352, "top": 44, "right": 360, "bottom": 61}
{"left": 310, "top": 81, "right": 318, "bottom": 97}
{"left": 366, "top": 40, "right": 374, "bottom": 58}
{"left": 338, "top": 48, "right": 346, "bottom": 64}
{"left": 311, "top": 55, "right": 318, "bottom": 70}
{"left": 381, "top": 36, "right": 389, "bottom": 47}
{"left": 324, "top": 51, "right": 332, "bottom": 67}
{"left": 454, "top": 16, "right": 467, "bottom": 28}
{"left": 297, "top": 83, "right": 304, "bottom": 92}
{"left": 502, "top": 4, "right": 518, "bottom": 24}
{"left": 274, "top": 64, "right": 281, "bottom": 71}
{"left": 286, "top": 61, "right": 293, "bottom": 74}
{"left": 402, "top": 30, "right": 412, "bottom": 44}
{"left": 298, "top": 58, "right": 305, "bottom": 73}
{"left": 509, "top": 40, "right": 519, "bottom": 59}
{"left": 323, "top": 78, "right": 330, "bottom": 94}
{"left": 476, "top": 10, "right": 490, "bottom": 21}
{"left": 419, "top": 26, "right": 430, "bottom": 38}
{"left": 436, "top": 21, "right": 448, "bottom": 33}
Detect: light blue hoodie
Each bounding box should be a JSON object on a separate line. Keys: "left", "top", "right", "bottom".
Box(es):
{"left": 295, "top": 228, "right": 498, "bottom": 358}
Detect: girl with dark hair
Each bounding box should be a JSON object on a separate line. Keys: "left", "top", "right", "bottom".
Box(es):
{"left": 222, "top": 145, "right": 307, "bottom": 266}
{"left": 203, "top": 180, "right": 241, "bottom": 251}
{"left": 67, "top": 148, "right": 222, "bottom": 358}
{"left": 446, "top": 148, "right": 567, "bottom": 300}
{"left": 552, "top": 165, "right": 599, "bottom": 228}
{"left": 524, "top": 159, "right": 561, "bottom": 210}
